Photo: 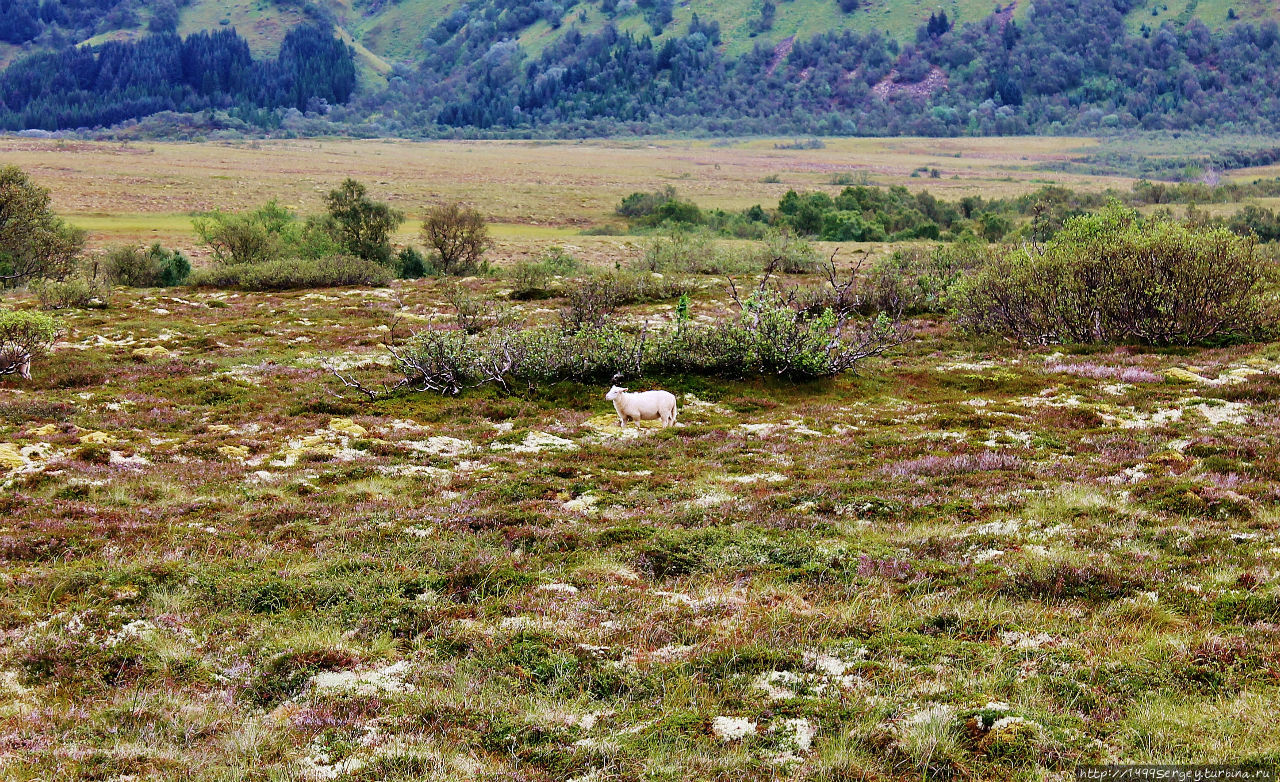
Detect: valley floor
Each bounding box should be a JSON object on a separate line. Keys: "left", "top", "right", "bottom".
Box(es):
{"left": 1, "top": 273, "right": 1278, "bottom": 780}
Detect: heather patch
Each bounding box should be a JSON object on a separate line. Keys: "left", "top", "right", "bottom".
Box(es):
{"left": 1, "top": 277, "right": 1277, "bottom": 782}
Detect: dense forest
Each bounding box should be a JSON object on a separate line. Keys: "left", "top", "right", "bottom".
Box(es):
{"left": 350, "top": 0, "right": 1280, "bottom": 136}
{"left": 0, "top": 24, "right": 355, "bottom": 130}
{"left": 3, "top": 0, "right": 1280, "bottom": 136}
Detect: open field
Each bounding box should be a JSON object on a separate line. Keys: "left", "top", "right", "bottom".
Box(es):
{"left": 1, "top": 136, "right": 1140, "bottom": 256}
{"left": 2, "top": 138, "right": 1280, "bottom": 781}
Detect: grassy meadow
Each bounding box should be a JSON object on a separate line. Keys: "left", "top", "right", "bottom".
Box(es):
{"left": 1, "top": 137, "right": 1279, "bottom": 781}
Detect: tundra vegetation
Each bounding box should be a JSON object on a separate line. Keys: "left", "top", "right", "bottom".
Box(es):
{"left": 1, "top": 159, "right": 1279, "bottom": 781}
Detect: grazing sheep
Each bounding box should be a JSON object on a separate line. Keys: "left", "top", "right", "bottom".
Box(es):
{"left": 606, "top": 385, "right": 678, "bottom": 428}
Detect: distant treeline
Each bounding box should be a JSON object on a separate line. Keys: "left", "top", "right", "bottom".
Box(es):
{"left": 617, "top": 179, "right": 1280, "bottom": 243}
{"left": 0, "top": 25, "right": 355, "bottom": 130}
{"left": 338, "top": 0, "right": 1280, "bottom": 136}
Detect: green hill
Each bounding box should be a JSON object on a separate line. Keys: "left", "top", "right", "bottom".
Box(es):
{"left": 4, "top": 0, "right": 1027, "bottom": 78}
{"left": 6, "top": 0, "right": 1280, "bottom": 138}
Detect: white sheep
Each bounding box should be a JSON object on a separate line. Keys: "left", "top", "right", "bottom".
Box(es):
{"left": 605, "top": 385, "right": 678, "bottom": 428}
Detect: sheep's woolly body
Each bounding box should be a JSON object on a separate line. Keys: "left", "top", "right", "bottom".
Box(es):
{"left": 605, "top": 386, "right": 678, "bottom": 428}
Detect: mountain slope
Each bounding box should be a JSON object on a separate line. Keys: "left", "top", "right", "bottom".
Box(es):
{"left": 4, "top": 0, "right": 1280, "bottom": 137}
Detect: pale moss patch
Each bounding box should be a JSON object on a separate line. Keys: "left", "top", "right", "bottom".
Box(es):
{"left": 491, "top": 431, "right": 578, "bottom": 453}
{"left": 309, "top": 660, "right": 416, "bottom": 696}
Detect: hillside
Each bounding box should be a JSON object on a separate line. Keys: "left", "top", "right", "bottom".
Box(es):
{"left": 4, "top": 0, "right": 1277, "bottom": 67}
{"left": 4, "top": 0, "right": 1280, "bottom": 137}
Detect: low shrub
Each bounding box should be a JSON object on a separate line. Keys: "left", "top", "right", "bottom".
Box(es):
{"left": 421, "top": 202, "right": 490, "bottom": 276}
{"left": 31, "top": 276, "right": 108, "bottom": 309}
{"left": 560, "top": 276, "right": 623, "bottom": 330}
{"left": 361, "top": 287, "right": 904, "bottom": 396}
{"left": 953, "top": 203, "right": 1269, "bottom": 345}
{"left": 509, "top": 261, "right": 556, "bottom": 300}
{"left": 187, "top": 255, "right": 392, "bottom": 291}
{"left": 102, "top": 243, "right": 191, "bottom": 287}
{"left": 395, "top": 246, "right": 428, "bottom": 279}
{"left": 447, "top": 284, "right": 522, "bottom": 333}
{"left": 0, "top": 308, "right": 60, "bottom": 379}
{"left": 860, "top": 241, "right": 987, "bottom": 316}
{"left": 747, "top": 229, "right": 821, "bottom": 274}
{"left": 508, "top": 248, "right": 579, "bottom": 300}
{"left": 635, "top": 230, "right": 755, "bottom": 275}
{"left": 558, "top": 272, "right": 696, "bottom": 331}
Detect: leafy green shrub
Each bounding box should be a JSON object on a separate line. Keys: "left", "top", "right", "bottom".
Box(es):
{"left": 193, "top": 200, "right": 339, "bottom": 266}
{"left": 748, "top": 229, "right": 821, "bottom": 274}
{"left": 537, "top": 246, "right": 580, "bottom": 275}
{"left": 371, "top": 287, "right": 904, "bottom": 396}
{"left": 1227, "top": 204, "right": 1280, "bottom": 243}
{"left": 954, "top": 203, "right": 1269, "bottom": 345}
{"left": 861, "top": 241, "right": 987, "bottom": 316}
{"left": 187, "top": 255, "right": 392, "bottom": 291}
{"left": 504, "top": 248, "right": 573, "bottom": 300}
{"left": 0, "top": 308, "right": 59, "bottom": 379}
{"left": 31, "top": 276, "right": 108, "bottom": 309}
{"left": 193, "top": 201, "right": 289, "bottom": 266}
{"left": 635, "top": 230, "right": 754, "bottom": 275}
{"left": 509, "top": 261, "right": 555, "bottom": 300}
{"left": 0, "top": 166, "right": 86, "bottom": 288}
{"left": 102, "top": 243, "right": 191, "bottom": 287}
{"left": 322, "top": 178, "right": 404, "bottom": 265}
{"left": 616, "top": 185, "right": 678, "bottom": 218}
{"left": 395, "top": 246, "right": 428, "bottom": 279}
{"left": 446, "top": 283, "right": 522, "bottom": 333}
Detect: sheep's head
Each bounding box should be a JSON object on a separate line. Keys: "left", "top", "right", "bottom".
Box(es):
{"left": 605, "top": 385, "right": 627, "bottom": 401}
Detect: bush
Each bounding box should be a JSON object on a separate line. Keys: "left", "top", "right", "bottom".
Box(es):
{"left": 749, "top": 229, "right": 821, "bottom": 274}
{"left": 560, "top": 276, "right": 623, "bottom": 330}
{"left": 507, "top": 247, "right": 580, "bottom": 300}
{"left": 395, "top": 246, "right": 428, "bottom": 279}
{"left": 508, "top": 261, "right": 556, "bottom": 300}
{"left": 557, "top": 271, "right": 695, "bottom": 329}
{"left": 860, "top": 241, "right": 986, "bottom": 316}
{"left": 446, "top": 284, "right": 521, "bottom": 333}
{"left": 101, "top": 243, "right": 191, "bottom": 287}
{"left": 635, "top": 230, "right": 754, "bottom": 275}
{"left": 0, "top": 166, "right": 86, "bottom": 288}
{"left": 322, "top": 178, "right": 404, "bottom": 265}
{"left": 421, "top": 202, "right": 490, "bottom": 276}
{"left": 192, "top": 202, "right": 288, "bottom": 266}
{"left": 192, "top": 200, "right": 338, "bottom": 266}
{"left": 187, "top": 255, "right": 392, "bottom": 291}
{"left": 0, "top": 308, "right": 59, "bottom": 379}
{"left": 371, "top": 286, "right": 904, "bottom": 396}
{"left": 31, "top": 276, "right": 108, "bottom": 309}
{"left": 953, "top": 203, "right": 1270, "bottom": 345}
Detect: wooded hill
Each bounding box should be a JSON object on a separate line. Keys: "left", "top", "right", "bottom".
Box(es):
{"left": 2, "top": 0, "right": 1280, "bottom": 136}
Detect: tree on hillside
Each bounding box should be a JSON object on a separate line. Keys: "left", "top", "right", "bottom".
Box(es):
{"left": 0, "top": 166, "right": 85, "bottom": 289}
{"left": 323, "top": 179, "right": 404, "bottom": 266}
